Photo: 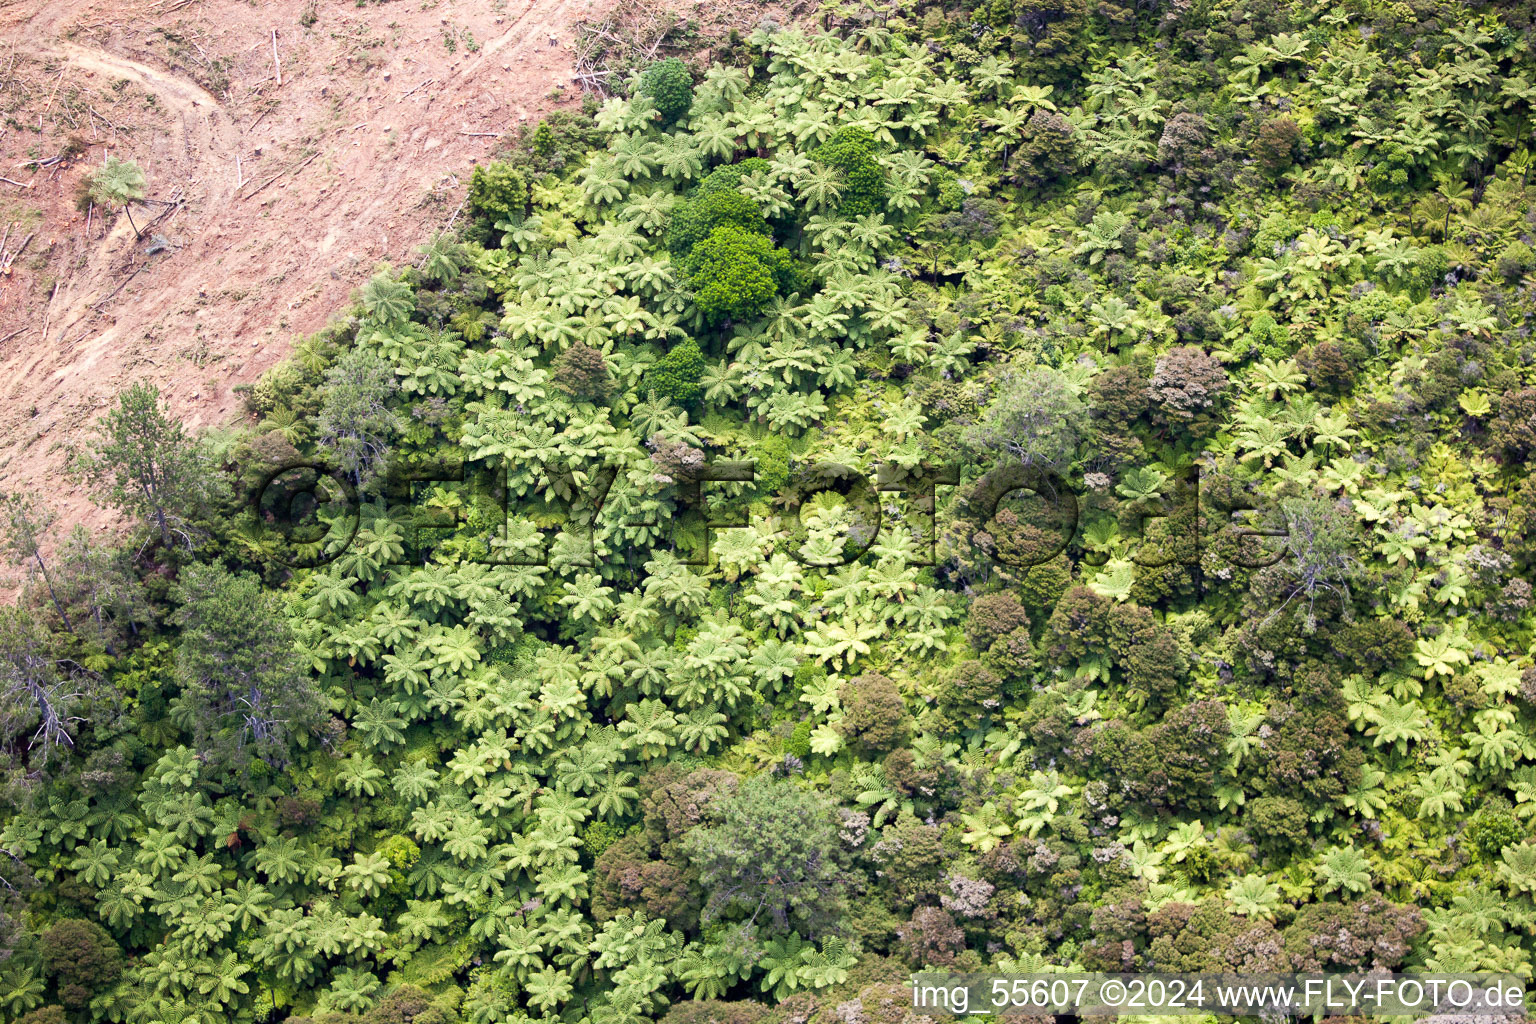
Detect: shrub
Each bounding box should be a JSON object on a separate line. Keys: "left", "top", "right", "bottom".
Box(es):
{"left": 278, "top": 794, "right": 323, "bottom": 831}
{"left": 1296, "top": 340, "right": 1359, "bottom": 395}
{"left": 936, "top": 660, "right": 1004, "bottom": 723}
{"left": 1070, "top": 701, "right": 1225, "bottom": 813}
{"left": 551, "top": 342, "right": 615, "bottom": 404}
{"left": 1148, "top": 346, "right": 1228, "bottom": 421}
{"left": 895, "top": 906, "right": 966, "bottom": 968}
{"left": 466, "top": 162, "right": 527, "bottom": 224}
{"left": 838, "top": 672, "right": 912, "bottom": 753}
{"left": 661, "top": 1001, "right": 769, "bottom": 1024}
{"left": 696, "top": 159, "right": 771, "bottom": 195}
{"left": 966, "top": 592, "right": 1031, "bottom": 649}
{"left": 644, "top": 339, "right": 707, "bottom": 406}
{"left": 364, "top": 983, "right": 458, "bottom": 1024}
{"left": 937, "top": 199, "right": 1004, "bottom": 243}
{"left": 1248, "top": 311, "right": 1290, "bottom": 356}
{"left": 591, "top": 831, "right": 700, "bottom": 929}
{"left": 1015, "top": 109, "right": 1079, "bottom": 186}
{"left": 1018, "top": 557, "right": 1072, "bottom": 612}
{"left": 640, "top": 57, "right": 693, "bottom": 124}
{"left": 1464, "top": 802, "right": 1525, "bottom": 859}
{"left": 1365, "top": 143, "right": 1415, "bottom": 194}
{"left": 1333, "top": 618, "right": 1413, "bottom": 671}
{"left": 1497, "top": 241, "right": 1536, "bottom": 282}
{"left": 40, "top": 919, "right": 124, "bottom": 1009}
{"left": 785, "top": 718, "right": 813, "bottom": 760}
{"left": 876, "top": 817, "right": 946, "bottom": 908}
{"left": 666, "top": 186, "right": 770, "bottom": 259}
{"left": 1283, "top": 897, "right": 1421, "bottom": 970}
{"left": 753, "top": 435, "right": 792, "bottom": 496}
{"left": 582, "top": 819, "right": 627, "bottom": 859}
{"left": 641, "top": 767, "right": 740, "bottom": 849}
{"left": 532, "top": 121, "right": 557, "bottom": 157}
{"left": 1406, "top": 245, "right": 1448, "bottom": 295}
{"left": 882, "top": 748, "right": 943, "bottom": 802}
{"left": 648, "top": 433, "right": 706, "bottom": 484}
{"left": 1254, "top": 116, "right": 1301, "bottom": 171}
{"left": 249, "top": 359, "right": 308, "bottom": 416}
{"left": 1156, "top": 111, "right": 1208, "bottom": 167}
{"left": 682, "top": 224, "right": 794, "bottom": 324}
{"left": 1245, "top": 795, "right": 1312, "bottom": 853}
{"left": 812, "top": 126, "right": 886, "bottom": 216}
{"left": 16, "top": 1010, "right": 67, "bottom": 1024}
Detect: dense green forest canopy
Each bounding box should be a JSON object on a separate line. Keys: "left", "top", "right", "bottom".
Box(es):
{"left": 5, "top": 0, "right": 1536, "bottom": 1021}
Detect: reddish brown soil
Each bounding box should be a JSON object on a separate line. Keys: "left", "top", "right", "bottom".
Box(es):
{"left": 0, "top": 0, "right": 610, "bottom": 559}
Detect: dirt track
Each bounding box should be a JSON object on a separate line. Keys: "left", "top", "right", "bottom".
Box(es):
{"left": 0, "top": 0, "right": 607, "bottom": 557}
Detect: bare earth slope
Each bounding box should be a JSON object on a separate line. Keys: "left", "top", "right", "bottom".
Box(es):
{"left": 0, "top": 0, "right": 606, "bottom": 539}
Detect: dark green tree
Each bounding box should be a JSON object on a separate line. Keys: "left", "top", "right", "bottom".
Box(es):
{"left": 812, "top": 126, "right": 886, "bottom": 216}
{"left": 666, "top": 187, "right": 770, "bottom": 259}
{"left": 1, "top": 495, "right": 71, "bottom": 633}
{"left": 965, "top": 367, "right": 1088, "bottom": 472}
{"left": 53, "top": 525, "right": 149, "bottom": 656}
{"left": 72, "top": 382, "right": 220, "bottom": 549}
{"left": 1252, "top": 497, "right": 1361, "bottom": 623}
{"left": 640, "top": 57, "right": 694, "bottom": 124}
{"left": 643, "top": 339, "right": 707, "bottom": 406}
{"left": 317, "top": 346, "right": 402, "bottom": 487}
{"left": 0, "top": 607, "right": 84, "bottom": 760}
{"left": 682, "top": 224, "right": 794, "bottom": 324}
{"left": 681, "top": 773, "right": 848, "bottom": 936}
{"left": 40, "top": 919, "right": 123, "bottom": 1009}
{"left": 171, "top": 563, "right": 323, "bottom": 766}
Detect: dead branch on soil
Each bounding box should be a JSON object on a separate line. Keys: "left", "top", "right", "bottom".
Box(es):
{"left": 42, "top": 68, "right": 67, "bottom": 115}
{"left": 239, "top": 149, "right": 320, "bottom": 201}
{"left": 245, "top": 100, "right": 278, "bottom": 135}
{"left": 140, "top": 189, "right": 186, "bottom": 225}
{"left": 41, "top": 282, "right": 58, "bottom": 342}
{"left": 90, "top": 260, "right": 151, "bottom": 308}
{"left": 17, "top": 152, "right": 69, "bottom": 170}
{"left": 1, "top": 231, "right": 35, "bottom": 275}
{"left": 402, "top": 78, "right": 436, "bottom": 100}
{"left": 0, "top": 47, "right": 19, "bottom": 95}
{"left": 87, "top": 106, "right": 131, "bottom": 135}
